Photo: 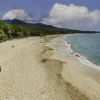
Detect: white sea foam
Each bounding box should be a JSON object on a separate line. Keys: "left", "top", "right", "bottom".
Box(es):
{"left": 64, "top": 41, "right": 73, "bottom": 53}
{"left": 63, "top": 37, "right": 100, "bottom": 71}
{"left": 77, "top": 54, "right": 100, "bottom": 71}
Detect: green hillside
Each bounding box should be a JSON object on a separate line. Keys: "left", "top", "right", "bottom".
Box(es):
{"left": 0, "top": 19, "right": 99, "bottom": 42}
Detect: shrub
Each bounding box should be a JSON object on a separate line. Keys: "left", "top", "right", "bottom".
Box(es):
{"left": 0, "top": 29, "right": 8, "bottom": 41}
{"left": 16, "top": 32, "right": 24, "bottom": 37}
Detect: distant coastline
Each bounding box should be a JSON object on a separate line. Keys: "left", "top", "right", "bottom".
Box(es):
{"left": 0, "top": 19, "right": 100, "bottom": 43}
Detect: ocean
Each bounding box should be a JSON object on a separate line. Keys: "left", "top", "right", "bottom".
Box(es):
{"left": 65, "top": 33, "right": 100, "bottom": 67}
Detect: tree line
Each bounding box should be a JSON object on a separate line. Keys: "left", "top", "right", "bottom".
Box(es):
{"left": 0, "top": 20, "right": 97, "bottom": 42}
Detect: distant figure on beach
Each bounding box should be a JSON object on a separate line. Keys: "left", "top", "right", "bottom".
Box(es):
{"left": 42, "top": 59, "right": 47, "bottom": 63}
{"left": 12, "top": 45, "right": 15, "bottom": 48}
{"left": 76, "top": 54, "right": 80, "bottom": 57}
{"left": 0, "top": 66, "right": 1, "bottom": 72}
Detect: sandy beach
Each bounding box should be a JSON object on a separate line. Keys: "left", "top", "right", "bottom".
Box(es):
{"left": 0, "top": 35, "right": 100, "bottom": 100}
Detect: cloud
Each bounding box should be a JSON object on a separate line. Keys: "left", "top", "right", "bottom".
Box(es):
{"left": 42, "top": 3, "right": 100, "bottom": 30}
{"left": 2, "top": 9, "right": 32, "bottom": 21}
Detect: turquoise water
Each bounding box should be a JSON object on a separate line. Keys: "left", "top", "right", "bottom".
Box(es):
{"left": 66, "top": 33, "right": 100, "bottom": 66}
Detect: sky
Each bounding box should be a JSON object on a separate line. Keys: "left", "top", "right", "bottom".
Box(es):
{"left": 0, "top": 0, "right": 100, "bottom": 31}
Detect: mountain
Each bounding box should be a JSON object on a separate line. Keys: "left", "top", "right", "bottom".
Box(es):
{"left": 0, "top": 19, "right": 99, "bottom": 42}
{"left": 3, "top": 19, "right": 58, "bottom": 29}
{"left": 3, "top": 19, "right": 99, "bottom": 33}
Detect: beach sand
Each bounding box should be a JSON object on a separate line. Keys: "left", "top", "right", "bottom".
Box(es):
{"left": 0, "top": 36, "right": 100, "bottom": 100}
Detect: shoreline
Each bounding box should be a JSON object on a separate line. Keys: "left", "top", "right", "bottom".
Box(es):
{"left": 48, "top": 35, "right": 100, "bottom": 83}
{"left": 65, "top": 35, "right": 100, "bottom": 71}
{"left": 0, "top": 35, "right": 100, "bottom": 100}
{"left": 46, "top": 35, "right": 100, "bottom": 99}
{"left": 64, "top": 35, "right": 100, "bottom": 83}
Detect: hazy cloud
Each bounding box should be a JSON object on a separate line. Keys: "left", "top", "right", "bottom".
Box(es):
{"left": 2, "top": 9, "right": 32, "bottom": 21}
{"left": 42, "top": 3, "right": 100, "bottom": 30}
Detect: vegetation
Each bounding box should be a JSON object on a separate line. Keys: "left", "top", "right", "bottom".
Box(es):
{"left": 0, "top": 19, "right": 99, "bottom": 42}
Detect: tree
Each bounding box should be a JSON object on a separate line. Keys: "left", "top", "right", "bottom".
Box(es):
{"left": 0, "top": 29, "right": 7, "bottom": 41}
